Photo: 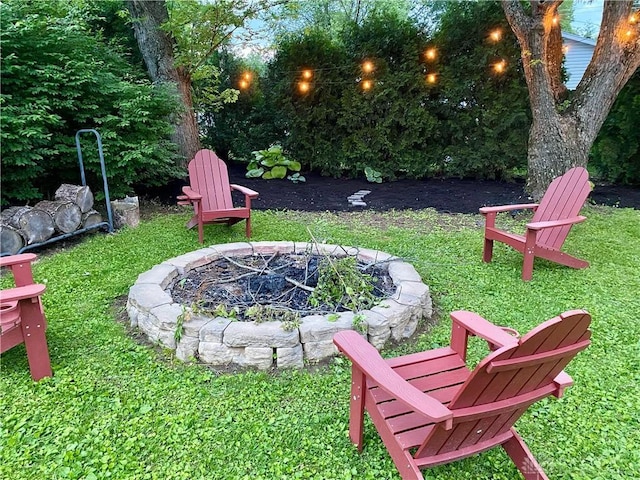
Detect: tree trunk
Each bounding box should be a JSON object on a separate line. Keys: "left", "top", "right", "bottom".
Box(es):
{"left": 126, "top": 0, "right": 201, "bottom": 168}
{"left": 502, "top": 0, "right": 640, "bottom": 200}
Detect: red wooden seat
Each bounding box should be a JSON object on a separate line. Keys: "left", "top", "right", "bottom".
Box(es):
{"left": 1, "top": 253, "right": 52, "bottom": 381}
{"left": 480, "top": 167, "right": 591, "bottom": 280}
{"left": 177, "top": 149, "right": 259, "bottom": 243}
{"left": 333, "top": 310, "right": 591, "bottom": 480}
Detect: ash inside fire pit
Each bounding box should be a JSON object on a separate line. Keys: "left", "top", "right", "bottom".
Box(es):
{"left": 170, "top": 252, "right": 394, "bottom": 321}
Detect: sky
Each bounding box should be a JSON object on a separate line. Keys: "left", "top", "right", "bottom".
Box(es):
{"left": 571, "top": 0, "right": 604, "bottom": 36}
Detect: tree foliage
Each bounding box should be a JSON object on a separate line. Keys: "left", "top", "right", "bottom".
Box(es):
{"left": 590, "top": 70, "right": 640, "bottom": 184}
{"left": 206, "top": 3, "right": 530, "bottom": 181}
{"left": 0, "top": 0, "right": 180, "bottom": 206}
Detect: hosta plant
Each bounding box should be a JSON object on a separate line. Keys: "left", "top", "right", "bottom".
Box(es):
{"left": 246, "top": 144, "right": 304, "bottom": 181}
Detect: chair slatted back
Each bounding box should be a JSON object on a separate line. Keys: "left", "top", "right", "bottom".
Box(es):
{"left": 188, "top": 150, "right": 234, "bottom": 212}
{"left": 416, "top": 311, "right": 591, "bottom": 458}
{"left": 531, "top": 167, "right": 591, "bottom": 249}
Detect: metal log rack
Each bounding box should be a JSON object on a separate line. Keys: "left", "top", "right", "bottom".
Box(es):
{"left": 6, "top": 129, "right": 115, "bottom": 255}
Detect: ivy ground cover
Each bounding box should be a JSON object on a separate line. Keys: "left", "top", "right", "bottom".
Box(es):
{"left": 1, "top": 206, "right": 638, "bottom": 479}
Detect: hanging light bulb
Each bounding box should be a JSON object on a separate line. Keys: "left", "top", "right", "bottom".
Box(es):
{"left": 362, "top": 61, "right": 374, "bottom": 73}
{"left": 490, "top": 29, "right": 502, "bottom": 42}
{"left": 362, "top": 79, "right": 373, "bottom": 91}
{"left": 425, "top": 48, "right": 437, "bottom": 60}
{"left": 493, "top": 60, "right": 506, "bottom": 74}
{"left": 242, "top": 72, "right": 253, "bottom": 82}
{"left": 239, "top": 79, "right": 249, "bottom": 89}
{"left": 302, "top": 69, "right": 313, "bottom": 80}
{"left": 552, "top": 15, "right": 559, "bottom": 26}
{"left": 630, "top": 13, "right": 638, "bottom": 24}
{"left": 426, "top": 73, "right": 437, "bottom": 84}
{"left": 298, "top": 81, "right": 310, "bottom": 93}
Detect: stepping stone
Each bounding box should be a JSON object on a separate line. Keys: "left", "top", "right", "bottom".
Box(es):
{"left": 350, "top": 201, "right": 367, "bottom": 207}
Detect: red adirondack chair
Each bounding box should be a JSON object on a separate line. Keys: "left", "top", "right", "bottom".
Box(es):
{"left": 1, "top": 253, "right": 52, "bottom": 381}
{"left": 178, "top": 149, "right": 259, "bottom": 243}
{"left": 333, "top": 309, "right": 591, "bottom": 480}
{"left": 480, "top": 167, "right": 591, "bottom": 280}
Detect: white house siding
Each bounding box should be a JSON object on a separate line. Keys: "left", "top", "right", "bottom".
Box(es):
{"left": 562, "top": 32, "right": 596, "bottom": 90}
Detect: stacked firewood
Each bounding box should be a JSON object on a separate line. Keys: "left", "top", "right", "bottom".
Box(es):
{"left": 0, "top": 184, "right": 102, "bottom": 255}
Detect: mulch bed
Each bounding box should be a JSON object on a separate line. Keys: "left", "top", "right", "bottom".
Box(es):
{"left": 147, "top": 162, "right": 640, "bottom": 214}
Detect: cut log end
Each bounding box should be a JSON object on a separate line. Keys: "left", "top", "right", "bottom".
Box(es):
{"left": 0, "top": 223, "right": 26, "bottom": 255}
{"left": 55, "top": 184, "right": 94, "bottom": 213}
{"left": 34, "top": 200, "right": 82, "bottom": 234}
{"left": 1, "top": 206, "right": 55, "bottom": 244}
{"left": 82, "top": 210, "right": 103, "bottom": 228}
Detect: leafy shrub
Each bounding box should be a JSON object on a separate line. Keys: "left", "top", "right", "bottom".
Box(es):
{"left": 0, "top": 0, "right": 181, "bottom": 205}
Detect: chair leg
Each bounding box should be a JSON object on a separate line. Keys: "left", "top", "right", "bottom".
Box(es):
{"left": 522, "top": 230, "right": 537, "bottom": 281}
{"left": 349, "top": 366, "right": 366, "bottom": 452}
{"left": 197, "top": 220, "right": 204, "bottom": 244}
{"left": 245, "top": 217, "right": 251, "bottom": 238}
{"left": 483, "top": 237, "right": 494, "bottom": 263}
{"left": 21, "top": 301, "right": 52, "bottom": 381}
{"left": 503, "top": 430, "right": 549, "bottom": 480}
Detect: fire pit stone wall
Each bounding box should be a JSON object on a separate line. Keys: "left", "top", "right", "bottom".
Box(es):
{"left": 127, "top": 242, "right": 432, "bottom": 370}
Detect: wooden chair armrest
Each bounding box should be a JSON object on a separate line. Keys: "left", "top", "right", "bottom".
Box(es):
{"left": 230, "top": 184, "right": 259, "bottom": 199}
{"left": 0, "top": 284, "right": 46, "bottom": 302}
{"left": 0, "top": 253, "right": 37, "bottom": 268}
{"left": 180, "top": 186, "right": 202, "bottom": 202}
{"left": 450, "top": 311, "right": 519, "bottom": 355}
{"left": 479, "top": 203, "right": 538, "bottom": 215}
{"left": 526, "top": 216, "right": 587, "bottom": 231}
{"left": 333, "top": 330, "right": 453, "bottom": 428}
{"left": 553, "top": 371, "right": 574, "bottom": 398}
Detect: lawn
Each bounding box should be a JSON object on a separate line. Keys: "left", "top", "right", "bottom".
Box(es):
{"left": 1, "top": 205, "right": 639, "bottom": 480}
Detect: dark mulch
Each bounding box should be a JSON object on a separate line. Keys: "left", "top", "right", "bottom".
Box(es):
{"left": 225, "top": 163, "right": 640, "bottom": 213}
{"left": 143, "top": 161, "right": 640, "bottom": 214}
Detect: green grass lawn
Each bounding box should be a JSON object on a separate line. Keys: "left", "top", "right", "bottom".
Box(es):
{"left": 1, "top": 205, "right": 639, "bottom": 480}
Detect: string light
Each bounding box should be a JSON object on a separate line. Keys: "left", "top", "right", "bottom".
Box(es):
{"left": 302, "top": 69, "right": 313, "bottom": 80}
{"left": 298, "top": 81, "right": 310, "bottom": 93}
{"left": 239, "top": 71, "right": 253, "bottom": 90}
{"left": 493, "top": 60, "right": 506, "bottom": 74}
{"left": 425, "top": 48, "right": 437, "bottom": 60}
{"left": 490, "top": 29, "right": 502, "bottom": 42}
{"left": 362, "top": 61, "right": 374, "bottom": 73}
{"left": 629, "top": 13, "right": 637, "bottom": 24}
{"left": 562, "top": 45, "right": 570, "bottom": 54}
{"left": 552, "top": 15, "right": 559, "bottom": 26}
{"left": 361, "top": 79, "right": 373, "bottom": 91}
{"left": 426, "top": 73, "right": 437, "bottom": 84}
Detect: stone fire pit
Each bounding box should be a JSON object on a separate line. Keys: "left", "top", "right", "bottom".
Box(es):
{"left": 127, "top": 242, "right": 432, "bottom": 370}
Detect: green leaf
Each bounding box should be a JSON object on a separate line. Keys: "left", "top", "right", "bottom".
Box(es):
{"left": 270, "top": 165, "right": 287, "bottom": 179}
{"left": 261, "top": 157, "right": 280, "bottom": 167}
{"left": 288, "top": 161, "right": 301, "bottom": 172}
{"left": 246, "top": 168, "right": 264, "bottom": 178}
